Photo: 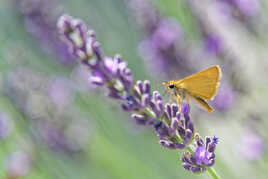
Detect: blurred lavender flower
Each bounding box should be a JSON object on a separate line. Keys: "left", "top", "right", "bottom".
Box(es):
{"left": 5, "top": 67, "right": 93, "bottom": 154}
{"left": 48, "top": 77, "right": 74, "bottom": 108}
{"left": 212, "top": 83, "right": 236, "bottom": 111}
{"left": 187, "top": 0, "right": 225, "bottom": 57}
{"left": 238, "top": 131, "right": 265, "bottom": 161}
{"left": 18, "top": 0, "right": 74, "bottom": 64}
{"left": 57, "top": 14, "right": 220, "bottom": 175}
{"left": 130, "top": 0, "right": 194, "bottom": 78}
{"left": 129, "top": 0, "right": 159, "bottom": 33}
{"left": 154, "top": 104, "right": 194, "bottom": 149}
{"left": 64, "top": 118, "right": 92, "bottom": 152}
{"left": 0, "top": 113, "right": 14, "bottom": 139}
{"left": 219, "top": 0, "right": 259, "bottom": 18}
{"left": 70, "top": 64, "right": 92, "bottom": 92}
{"left": 4, "top": 151, "right": 32, "bottom": 178}
{"left": 182, "top": 134, "right": 218, "bottom": 173}
{"left": 36, "top": 119, "right": 67, "bottom": 152}
{"left": 203, "top": 34, "right": 223, "bottom": 56}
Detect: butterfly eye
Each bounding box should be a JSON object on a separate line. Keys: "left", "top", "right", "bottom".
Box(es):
{"left": 169, "top": 83, "right": 175, "bottom": 89}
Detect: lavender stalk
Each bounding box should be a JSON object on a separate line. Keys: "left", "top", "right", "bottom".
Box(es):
{"left": 57, "top": 14, "right": 220, "bottom": 178}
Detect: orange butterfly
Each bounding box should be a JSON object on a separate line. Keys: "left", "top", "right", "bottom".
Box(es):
{"left": 162, "top": 65, "right": 221, "bottom": 113}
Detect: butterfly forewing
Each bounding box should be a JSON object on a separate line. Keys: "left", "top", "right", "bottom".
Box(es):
{"left": 175, "top": 66, "right": 221, "bottom": 100}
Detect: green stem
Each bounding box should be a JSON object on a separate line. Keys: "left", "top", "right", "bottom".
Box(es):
{"left": 206, "top": 166, "right": 221, "bottom": 179}
{"left": 142, "top": 108, "right": 156, "bottom": 118}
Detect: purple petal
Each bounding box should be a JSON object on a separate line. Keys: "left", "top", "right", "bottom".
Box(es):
{"left": 181, "top": 103, "right": 190, "bottom": 114}
{"left": 175, "top": 143, "right": 185, "bottom": 149}
{"left": 165, "top": 103, "right": 172, "bottom": 119}
{"left": 143, "top": 80, "right": 151, "bottom": 94}
{"left": 184, "top": 129, "right": 193, "bottom": 143}
{"left": 182, "top": 163, "right": 192, "bottom": 171}
{"left": 90, "top": 73, "right": 104, "bottom": 85}
{"left": 194, "top": 146, "right": 210, "bottom": 166}
{"left": 136, "top": 80, "right": 143, "bottom": 94}
{"left": 191, "top": 166, "right": 205, "bottom": 173}
{"left": 171, "top": 104, "right": 178, "bottom": 117}
{"left": 141, "top": 94, "right": 150, "bottom": 107}
{"left": 205, "top": 137, "right": 211, "bottom": 150}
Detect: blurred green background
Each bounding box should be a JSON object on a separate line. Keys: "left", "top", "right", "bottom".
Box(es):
{"left": 1, "top": 0, "right": 268, "bottom": 179}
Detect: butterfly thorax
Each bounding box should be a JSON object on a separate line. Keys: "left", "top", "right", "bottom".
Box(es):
{"left": 164, "top": 80, "right": 187, "bottom": 99}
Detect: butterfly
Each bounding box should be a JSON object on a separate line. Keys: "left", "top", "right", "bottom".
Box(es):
{"left": 162, "top": 65, "right": 221, "bottom": 113}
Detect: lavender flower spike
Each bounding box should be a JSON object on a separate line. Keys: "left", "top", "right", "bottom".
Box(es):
{"left": 182, "top": 134, "right": 218, "bottom": 173}
{"left": 57, "top": 14, "right": 220, "bottom": 178}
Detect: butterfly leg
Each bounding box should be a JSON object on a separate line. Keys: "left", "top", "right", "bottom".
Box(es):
{"left": 186, "top": 93, "right": 190, "bottom": 105}
{"left": 175, "top": 95, "right": 182, "bottom": 112}
{"left": 169, "top": 93, "right": 174, "bottom": 104}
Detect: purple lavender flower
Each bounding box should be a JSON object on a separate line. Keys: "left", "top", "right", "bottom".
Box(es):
{"left": 58, "top": 15, "right": 160, "bottom": 127}
{"left": 70, "top": 64, "right": 93, "bottom": 92}
{"left": 221, "top": 0, "right": 259, "bottom": 17}
{"left": 4, "top": 151, "right": 32, "bottom": 178}
{"left": 238, "top": 131, "right": 265, "bottom": 161}
{"left": 148, "top": 19, "right": 183, "bottom": 51}
{"left": 48, "top": 77, "right": 75, "bottom": 108}
{"left": 129, "top": 0, "right": 160, "bottom": 33}
{"left": 181, "top": 152, "right": 206, "bottom": 173}
{"left": 36, "top": 119, "right": 67, "bottom": 152}
{"left": 181, "top": 134, "right": 218, "bottom": 173}
{"left": 154, "top": 103, "right": 194, "bottom": 149}
{"left": 204, "top": 34, "right": 223, "bottom": 56}
{"left": 234, "top": 0, "right": 259, "bottom": 17}
{"left": 130, "top": 0, "right": 194, "bottom": 78}
{"left": 215, "top": 0, "right": 259, "bottom": 21}
{"left": 18, "top": 0, "right": 74, "bottom": 64}
{"left": 212, "top": 83, "right": 236, "bottom": 111}
{"left": 64, "top": 118, "right": 92, "bottom": 152}
{"left": 58, "top": 14, "right": 95, "bottom": 61}
{"left": 128, "top": 81, "right": 163, "bottom": 125}
{"left": 35, "top": 118, "right": 92, "bottom": 153}
{"left": 0, "top": 113, "right": 13, "bottom": 139}
{"left": 58, "top": 15, "right": 134, "bottom": 101}
{"left": 57, "top": 14, "right": 220, "bottom": 176}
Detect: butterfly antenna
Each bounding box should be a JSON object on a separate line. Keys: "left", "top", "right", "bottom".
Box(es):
{"left": 152, "top": 82, "right": 164, "bottom": 87}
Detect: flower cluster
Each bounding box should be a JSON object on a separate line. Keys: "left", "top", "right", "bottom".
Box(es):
{"left": 57, "top": 14, "right": 219, "bottom": 175}
{"left": 154, "top": 103, "right": 194, "bottom": 149}
{"left": 182, "top": 134, "right": 218, "bottom": 173}
{"left": 6, "top": 67, "right": 92, "bottom": 154}
{"left": 129, "top": 0, "right": 194, "bottom": 78}
{"left": 18, "top": 0, "right": 74, "bottom": 64}
{"left": 218, "top": 0, "right": 259, "bottom": 18}
{"left": 58, "top": 15, "right": 133, "bottom": 100}
{"left": 128, "top": 81, "right": 164, "bottom": 125}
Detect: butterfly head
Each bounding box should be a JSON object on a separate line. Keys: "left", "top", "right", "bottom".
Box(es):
{"left": 163, "top": 80, "right": 176, "bottom": 90}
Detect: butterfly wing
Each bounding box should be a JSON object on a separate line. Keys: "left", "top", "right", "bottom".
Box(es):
{"left": 175, "top": 65, "right": 221, "bottom": 100}
{"left": 192, "top": 96, "right": 214, "bottom": 113}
